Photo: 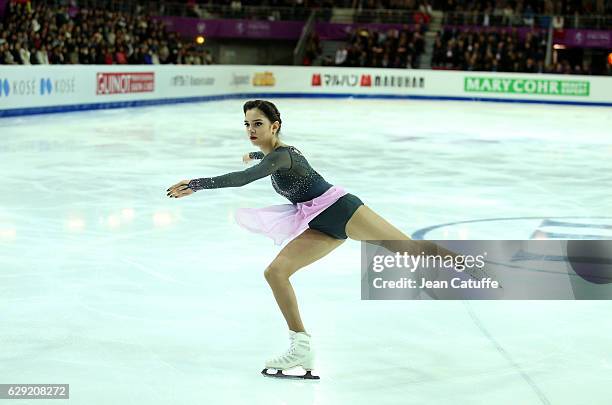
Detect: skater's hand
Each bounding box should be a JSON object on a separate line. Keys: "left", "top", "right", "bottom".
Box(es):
{"left": 242, "top": 153, "right": 252, "bottom": 164}
{"left": 167, "top": 180, "right": 194, "bottom": 198}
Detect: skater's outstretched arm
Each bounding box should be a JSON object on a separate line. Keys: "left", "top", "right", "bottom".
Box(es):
{"left": 188, "top": 148, "right": 290, "bottom": 191}
{"left": 167, "top": 148, "right": 290, "bottom": 198}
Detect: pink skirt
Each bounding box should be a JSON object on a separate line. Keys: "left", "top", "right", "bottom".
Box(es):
{"left": 234, "top": 186, "right": 347, "bottom": 245}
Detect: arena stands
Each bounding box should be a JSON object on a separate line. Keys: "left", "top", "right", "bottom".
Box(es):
{"left": 0, "top": 0, "right": 211, "bottom": 65}
{"left": 2, "top": 0, "right": 610, "bottom": 74}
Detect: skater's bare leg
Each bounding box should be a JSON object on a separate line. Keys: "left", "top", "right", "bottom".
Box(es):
{"left": 265, "top": 229, "right": 344, "bottom": 333}
{"left": 345, "top": 205, "right": 489, "bottom": 284}
{"left": 344, "top": 205, "right": 453, "bottom": 291}
{"left": 347, "top": 205, "right": 464, "bottom": 255}
{"left": 345, "top": 205, "right": 410, "bottom": 246}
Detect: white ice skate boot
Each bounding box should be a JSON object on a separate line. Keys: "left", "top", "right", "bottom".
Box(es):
{"left": 261, "top": 330, "right": 319, "bottom": 380}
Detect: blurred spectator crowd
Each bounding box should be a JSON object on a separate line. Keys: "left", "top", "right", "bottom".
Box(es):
{"left": 2, "top": 0, "right": 609, "bottom": 74}
{"left": 432, "top": 28, "right": 593, "bottom": 74}
{"left": 433, "top": 29, "right": 547, "bottom": 71}
{"left": 437, "top": 0, "right": 611, "bottom": 15}
{"left": 185, "top": 0, "right": 433, "bottom": 22}
{"left": 1, "top": 0, "right": 213, "bottom": 65}
{"left": 439, "top": 0, "right": 612, "bottom": 26}
{"left": 321, "top": 25, "right": 426, "bottom": 68}
{"left": 185, "top": 0, "right": 334, "bottom": 20}
{"left": 186, "top": 0, "right": 433, "bottom": 22}
{"left": 353, "top": 1, "right": 433, "bottom": 24}
{"left": 189, "top": 0, "right": 430, "bottom": 11}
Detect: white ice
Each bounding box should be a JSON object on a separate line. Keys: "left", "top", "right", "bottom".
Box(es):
{"left": 1, "top": 99, "right": 611, "bottom": 405}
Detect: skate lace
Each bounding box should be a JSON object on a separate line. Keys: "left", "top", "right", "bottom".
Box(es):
{"left": 271, "top": 336, "right": 298, "bottom": 362}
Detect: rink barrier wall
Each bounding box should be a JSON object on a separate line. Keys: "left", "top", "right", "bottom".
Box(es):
{"left": 1, "top": 65, "right": 611, "bottom": 118}
{"left": 4, "top": 93, "right": 612, "bottom": 118}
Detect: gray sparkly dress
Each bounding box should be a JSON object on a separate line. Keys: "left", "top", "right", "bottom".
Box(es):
{"left": 187, "top": 146, "right": 332, "bottom": 204}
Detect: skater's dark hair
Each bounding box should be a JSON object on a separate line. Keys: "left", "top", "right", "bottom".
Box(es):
{"left": 243, "top": 100, "right": 282, "bottom": 136}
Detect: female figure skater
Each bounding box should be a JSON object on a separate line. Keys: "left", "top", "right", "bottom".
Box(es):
{"left": 167, "top": 100, "right": 413, "bottom": 379}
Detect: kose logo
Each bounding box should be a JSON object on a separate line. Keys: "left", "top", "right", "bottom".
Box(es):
{"left": 40, "top": 78, "right": 52, "bottom": 95}
{"left": 97, "top": 72, "right": 155, "bottom": 95}
{"left": 6, "top": 79, "right": 36, "bottom": 96}
{"left": 0, "top": 79, "right": 9, "bottom": 96}
{"left": 52, "top": 77, "right": 77, "bottom": 94}
{"left": 311, "top": 73, "right": 425, "bottom": 89}
{"left": 0, "top": 77, "right": 76, "bottom": 97}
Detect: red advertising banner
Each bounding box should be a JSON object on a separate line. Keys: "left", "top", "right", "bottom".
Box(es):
{"left": 96, "top": 72, "right": 155, "bottom": 95}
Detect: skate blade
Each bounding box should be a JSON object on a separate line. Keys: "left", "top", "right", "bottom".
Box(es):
{"left": 261, "top": 368, "right": 320, "bottom": 380}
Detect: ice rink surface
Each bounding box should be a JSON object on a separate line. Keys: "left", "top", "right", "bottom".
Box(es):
{"left": 1, "top": 98, "right": 612, "bottom": 404}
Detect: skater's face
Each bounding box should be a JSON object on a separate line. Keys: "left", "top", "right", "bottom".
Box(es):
{"left": 244, "top": 108, "right": 280, "bottom": 146}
